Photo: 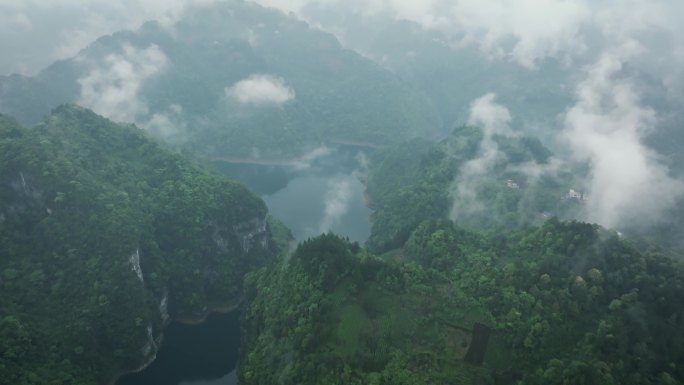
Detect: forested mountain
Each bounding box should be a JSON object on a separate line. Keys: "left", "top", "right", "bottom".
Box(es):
{"left": 287, "top": 4, "right": 684, "bottom": 255}
{"left": 301, "top": 9, "right": 572, "bottom": 134}
{"left": 240, "top": 224, "right": 684, "bottom": 384}
{"left": 363, "top": 125, "right": 583, "bottom": 254}
{"left": 230, "top": 118, "right": 684, "bottom": 384}
{"left": 0, "top": 0, "right": 438, "bottom": 160}
{"left": 0, "top": 105, "right": 275, "bottom": 384}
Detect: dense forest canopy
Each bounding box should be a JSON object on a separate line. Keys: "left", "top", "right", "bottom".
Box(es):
{"left": 241, "top": 224, "right": 684, "bottom": 385}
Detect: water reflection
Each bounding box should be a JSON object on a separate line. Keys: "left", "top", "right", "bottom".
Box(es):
{"left": 117, "top": 312, "right": 240, "bottom": 385}
{"left": 263, "top": 173, "right": 371, "bottom": 243}
{"left": 216, "top": 145, "right": 373, "bottom": 243}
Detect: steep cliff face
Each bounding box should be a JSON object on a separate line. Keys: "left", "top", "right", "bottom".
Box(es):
{"left": 0, "top": 106, "right": 275, "bottom": 384}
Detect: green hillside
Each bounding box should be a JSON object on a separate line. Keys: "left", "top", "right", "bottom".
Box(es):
{"left": 364, "top": 125, "right": 583, "bottom": 253}
{"left": 240, "top": 222, "right": 684, "bottom": 384}
{"left": 0, "top": 105, "right": 275, "bottom": 384}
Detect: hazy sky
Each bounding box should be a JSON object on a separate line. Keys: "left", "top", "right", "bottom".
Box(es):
{"left": 0, "top": 0, "right": 203, "bottom": 75}
{"left": 1, "top": 0, "right": 682, "bottom": 76}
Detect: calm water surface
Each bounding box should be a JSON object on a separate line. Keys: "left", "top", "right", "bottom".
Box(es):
{"left": 216, "top": 145, "right": 373, "bottom": 243}
{"left": 117, "top": 312, "right": 240, "bottom": 385}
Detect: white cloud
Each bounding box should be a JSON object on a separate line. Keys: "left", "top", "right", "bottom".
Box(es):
{"left": 507, "top": 157, "right": 563, "bottom": 183}
{"left": 3, "top": 0, "right": 680, "bottom": 80}
{"left": 291, "top": 146, "right": 332, "bottom": 170}
{"left": 318, "top": 177, "right": 353, "bottom": 233}
{"left": 563, "top": 48, "right": 684, "bottom": 228}
{"left": 260, "top": 0, "right": 592, "bottom": 68}
{"left": 450, "top": 93, "right": 512, "bottom": 220}
{"left": 468, "top": 93, "right": 513, "bottom": 137}
{"left": 142, "top": 104, "right": 187, "bottom": 141}
{"left": 78, "top": 44, "right": 168, "bottom": 123}
{"left": 0, "top": 0, "right": 213, "bottom": 75}
{"left": 445, "top": 0, "right": 590, "bottom": 68}
{"left": 277, "top": 0, "right": 682, "bottom": 77}
{"left": 225, "top": 74, "right": 295, "bottom": 106}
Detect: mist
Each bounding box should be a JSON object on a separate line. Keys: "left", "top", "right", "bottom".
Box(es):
{"left": 0, "top": 1, "right": 185, "bottom": 75}
{"left": 564, "top": 49, "right": 684, "bottom": 228}
{"left": 318, "top": 177, "right": 353, "bottom": 233}
{"left": 450, "top": 93, "right": 513, "bottom": 220}
{"left": 226, "top": 74, "right": 295, "bottom": 106}
{"left": 1, "top": 0, "right": 683, "bottom": 233}
{"left": 78, "top": 44, "right": 168, "bottom": 122}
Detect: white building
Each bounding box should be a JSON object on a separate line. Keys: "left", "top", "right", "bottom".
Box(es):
{"left": 506, "top": 179, "right": 520, "bottom": 189}
{"left": 566, "top": 189, "right": 588, "bottom": 201}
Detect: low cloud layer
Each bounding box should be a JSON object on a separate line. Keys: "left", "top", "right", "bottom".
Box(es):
{"left": 268, "top": 0, "right": 591, "bottom": 67}
{"left": 288, "top": 0, "right": 682, "bottom": 71}
{"left": 3, "top": 0, "right": 682, "bottom": 84}
{"left": 143, "top": 104, "right": 187, "bottom": 141}
{"left": 78, "top": 44, "right": 168, "bottom": 123}
{"left": 292, "top": 146, "right": 332, "bottom": 170}
{"left": 563, "top": 47, "right": 684, "bottom": 228}
{"left": 450, "top": 93, "right": 512, "bottom": 220}
{"left": 226, "top": 74, "right": 295, "bottom": 106}
{"left": 0, "top": 0, "right": 195, "bottom": 75}
{"left": 468, "top": 93, "right": 513, "bottom": 137}
{"left": 318, "top": 177, "right": 353, "bottom": 233}
{"left": 77, "top": 43, "right": 187, "bottom": 142}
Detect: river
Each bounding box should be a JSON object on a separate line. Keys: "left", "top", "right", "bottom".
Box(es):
{"left": 215, "top": 145, "right": 373, "bottom": 243}
{"left": 117, "top": 145, "right": 373, "bottom": 385}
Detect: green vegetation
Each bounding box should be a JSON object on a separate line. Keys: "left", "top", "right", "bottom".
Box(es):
{"left": 174, "top": 87, "right": 683, "bottom": 383}
{"left": 240, "top": 221, "right": 684, "bottom": 384}
{"left": 240, "top": 233, "right": 493, "bottom": 385}
{"left": 0, "top": 105, "right": 274, "bottom": 384}
{"left": 5, "top": 106, "right": 681, "bottom": 385}
{"left": 365, "top": 125, "right": 582, "bottom": 254}
{"left": 404, "top": 219, "right": 684, "bottom": 384}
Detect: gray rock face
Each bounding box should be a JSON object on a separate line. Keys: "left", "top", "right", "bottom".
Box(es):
{"left": 210, "top": 216, "right": 270, "bottom": 254}
{"left": 5, "top": 171, "right": 44, "bottom": 215}
{"left": 233, "top": 217, "right": 270, "bottom": 253}
{"left": 129, "top": 249, "right": 144, "bottom": 282}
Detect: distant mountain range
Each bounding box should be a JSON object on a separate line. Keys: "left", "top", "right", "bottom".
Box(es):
{"left": 0, "top": 0, "right": 439, "bottom": 160}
